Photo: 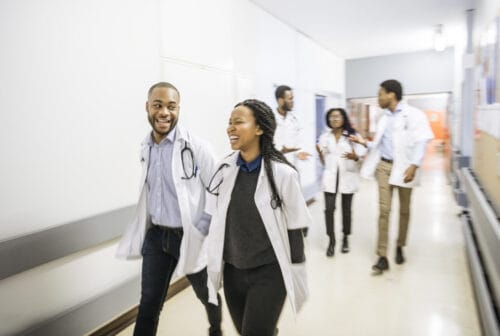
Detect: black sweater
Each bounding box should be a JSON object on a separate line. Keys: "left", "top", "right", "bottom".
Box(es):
{"left": 223, "top": 167, "right": 305, "bottom": 269}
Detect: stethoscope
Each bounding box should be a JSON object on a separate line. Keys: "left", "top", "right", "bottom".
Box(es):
{"left": 206, "top": 163, "right": 229, "bottom": 196}
{"left": 181, "top": 142, "right": 197, "bottom": 180}
{"left": 206, "top": 161, "right": 282, "bottom": 209}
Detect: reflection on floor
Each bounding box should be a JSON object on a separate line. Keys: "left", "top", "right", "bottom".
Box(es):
{"left": 119, "top": 151, "right": 481, "bottom": 336}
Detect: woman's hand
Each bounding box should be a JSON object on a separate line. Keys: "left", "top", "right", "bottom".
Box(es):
{"left": 348, "top": 134, "right": 367, "bottom": 147}
{"left": 342, "top": 149, "right": 359, "bottom": 161}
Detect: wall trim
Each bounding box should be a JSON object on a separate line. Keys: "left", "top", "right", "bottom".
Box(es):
{"left": 0, "top": 205, "right": 135, "bottom": 280}
{"left": 88, "top": 277, "right": 190, "bottom": 336}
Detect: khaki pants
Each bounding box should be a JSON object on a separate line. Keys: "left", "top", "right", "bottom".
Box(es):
{"left": 375, "top": 161, "right": 412, "bottom": 257}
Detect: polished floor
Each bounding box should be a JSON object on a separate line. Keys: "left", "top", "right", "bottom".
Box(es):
{"left": 119, "top": 150, "right": 482, "bottom": 336}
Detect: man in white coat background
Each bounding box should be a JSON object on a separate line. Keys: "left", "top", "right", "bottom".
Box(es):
{"left": 116, "top": 82, "right": 222, "bottom": 335}
{"left": 273, "top": 85, "right": 312, "bottom": 236}
{"left": 350, "top": 79, "right": 434, "bottom": 275}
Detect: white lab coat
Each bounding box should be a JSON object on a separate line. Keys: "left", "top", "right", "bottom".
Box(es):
{"left": 116, "top": 125, "right": 216, "bottom": 278}
{"left": 274, "top": 111, "right": 302, "bottom": 165}
{"left": 205, "top": 152, "right": 311, "bottom": 316}
{"left": 360, "top": 102, "right": 434, "bottom": 188}
{"left": 317, "top": 131, "right": 367, "bottom": 194}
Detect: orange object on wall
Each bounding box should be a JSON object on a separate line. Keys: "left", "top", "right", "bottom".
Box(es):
{"left": 424, "top": 109, "right": 447, "bottom": 140}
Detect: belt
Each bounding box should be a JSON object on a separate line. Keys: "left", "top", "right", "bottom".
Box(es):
{"left": 151, "top": 224, "right": 183, "bottom": 234}
{"left": 381, "top": 157, "right": 393, "bottom": 164}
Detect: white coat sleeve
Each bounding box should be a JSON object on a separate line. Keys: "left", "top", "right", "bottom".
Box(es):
{"left": 195, "top": 139, "right": 217, "bottom": 234}
{"left": 281, "top": 170, "right": 313, "bottom": 230}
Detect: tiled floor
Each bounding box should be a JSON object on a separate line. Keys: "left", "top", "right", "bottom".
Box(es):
{"left": 118, "top": 150, "right": 482, "bottom": 335}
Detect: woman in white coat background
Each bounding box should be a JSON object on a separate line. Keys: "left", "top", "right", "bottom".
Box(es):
{"left": 316, "top": 108, "right": 367, "bottom": 257}
{"left": 205, "top": 99, "right": 311, "bottom": 336}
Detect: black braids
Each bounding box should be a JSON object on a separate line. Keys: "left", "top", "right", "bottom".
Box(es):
{"left": 236, "top": 99, "right": 296, "bottom": 209}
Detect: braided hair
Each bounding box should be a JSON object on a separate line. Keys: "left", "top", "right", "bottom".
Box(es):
{"left": 235, "top": 99, "right": 295, "bottom": 209}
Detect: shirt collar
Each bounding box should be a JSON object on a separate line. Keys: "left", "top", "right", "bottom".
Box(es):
{"left": 236, "top": 154, "right": 262, "bottom": 173}
{"left": 385, "top": 102, "right": 403, "bottom": 116}
{"left": 147, "top": 127, "right": 177, "bottom": 147}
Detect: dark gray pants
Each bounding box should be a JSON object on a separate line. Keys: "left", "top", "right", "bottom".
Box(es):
{"left": 134, "top": 225, "right": 222, "bottom": 336}
{"left": 223, "top": 262, "right": 286, "bottom": 336}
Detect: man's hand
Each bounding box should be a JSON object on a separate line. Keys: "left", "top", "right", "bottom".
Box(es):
{"left": 342, "top": 149, "right": 358, "bottom": 161}
{"left": 281, "top": 146, "right": 300, "bottom": 154}
{"left": 297, "top": 151, "right": 311, "bottom": 160}
{"left": 404, "top": 164, "right": 418, "bottom": 183}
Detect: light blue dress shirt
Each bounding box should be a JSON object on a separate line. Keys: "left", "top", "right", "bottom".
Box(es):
{"left": 147, "top": 129, "right": 182, "bottom": 228}
{"left": 378, "top": 103, "right": 428, "bottom": 166}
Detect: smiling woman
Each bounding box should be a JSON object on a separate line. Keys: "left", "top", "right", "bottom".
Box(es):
{"left": 205, "top": 99, "right": 311, "bottom": 336}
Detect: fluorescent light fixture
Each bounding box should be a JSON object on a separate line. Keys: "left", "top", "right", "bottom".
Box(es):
{"left": 434, "top": 24, "right": 445, "bottom": 51}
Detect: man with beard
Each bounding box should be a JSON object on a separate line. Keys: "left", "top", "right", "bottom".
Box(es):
{"left": 274, "top": 85, "right": 311, "bottom": 237}
{"left": 273, "top": 85, "right": 311, "bottom": 165}
{"left": 116, "top": 82, "right": 223, "bottom": 335}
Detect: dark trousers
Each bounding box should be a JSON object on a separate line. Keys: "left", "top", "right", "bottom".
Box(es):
{"left": 324, "top": 192, "right": 354, "bottom": 240}
{"left": 134, "top": 225, "right": 222, "bottom": 336}
{"left": 223, "top": 262, "right": 286, "bottom": 336}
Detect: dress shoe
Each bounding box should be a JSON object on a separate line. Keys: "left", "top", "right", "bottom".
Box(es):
{"left": 395, "top": 246, "right": 405, "bottom": 264}
{"left": 326, "top": 239, "right": 335, "bottom": 257}
{"left": 341, "top": 236, "right": 349, "bottom": 253}
{"left": 372, "top": 256, "right": 389, "bottom": 274}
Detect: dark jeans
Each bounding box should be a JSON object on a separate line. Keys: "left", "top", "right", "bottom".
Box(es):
{"left": 223, "top": 262, "right": 286, "bottom": 336}
{"left": 134, "top": 225, "right": 222, "bottom": 336}
{"left": 324, "top": 192, "right": 354, "bottom": 238}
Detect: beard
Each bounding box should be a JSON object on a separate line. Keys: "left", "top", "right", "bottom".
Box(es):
{"left": 148, "top": 114, "right": 177, "bottom": 137}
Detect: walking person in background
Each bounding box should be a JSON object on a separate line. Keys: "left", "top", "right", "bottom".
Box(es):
{"left": 350, "top": 79, "right": 433, "bottom": 275}
{"left": 316, "top": 108, "right": 366, "bottom": 257}
{"left": 274, "top": 85, "right": 312, "bottom": 236}
{"left": 116, "top": 82, "right": 223, "bottom": 335}
{"left": 206, "top": 99, "right": 311, "bottom": 336}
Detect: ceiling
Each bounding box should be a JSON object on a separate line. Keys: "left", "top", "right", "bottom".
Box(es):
{"left": 250, "top": 0, "right": 473, "bottom": 59}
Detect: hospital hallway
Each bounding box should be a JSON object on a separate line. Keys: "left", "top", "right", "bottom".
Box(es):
{"left": 117, "top": 146, "right": 482, "bottom": 336}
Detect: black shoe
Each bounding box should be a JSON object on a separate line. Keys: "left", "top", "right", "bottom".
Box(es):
{"left": 326, "top": 239, "right": 335, "bottom": 257}
{"left": 372, "top": 256, "right": 389, "bottom": 274}
{"left": 341, "top": 236, "right": 349, "bottom": 253}
{"left": 395, "top": 246, "right": 405, "bottom": 264}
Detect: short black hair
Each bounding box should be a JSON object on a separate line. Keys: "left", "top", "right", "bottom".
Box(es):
{"left": 380, "top": 79, "right": 402, "bottom": 101}
{"left": 275, "top": 85, "right": 292, "bottom": 100}
{"left": 148, "top": 82, "right": 180, "bottom": 100}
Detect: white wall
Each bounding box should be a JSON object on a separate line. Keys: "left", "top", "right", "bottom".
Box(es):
{"left": 0, "top": 0, "right": 162, "bottom": 240}
{"left": 0, "top": 0, "right": 345, "bottom": 333}
{"left": 346, "top": 48, "right": 456, "bottom": 99}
